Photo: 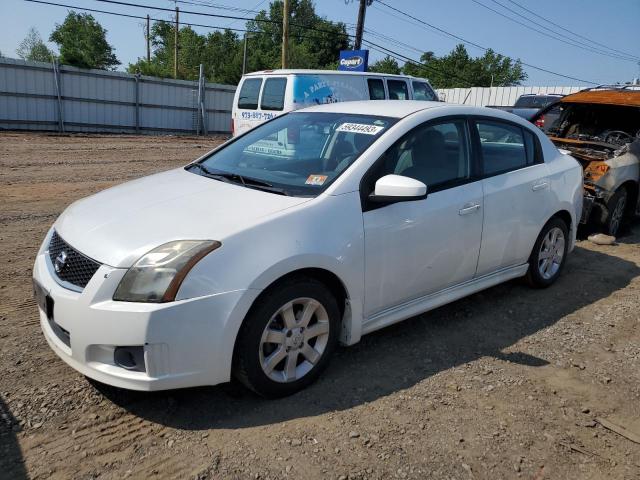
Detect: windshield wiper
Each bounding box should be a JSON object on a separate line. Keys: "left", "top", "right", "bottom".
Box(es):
{"left": 187, "top": 164, "right": 290, "bottom": 196}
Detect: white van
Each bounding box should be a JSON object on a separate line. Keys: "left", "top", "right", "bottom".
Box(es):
{"left": 231, "top": 69, "right": 438, "bottom": 136}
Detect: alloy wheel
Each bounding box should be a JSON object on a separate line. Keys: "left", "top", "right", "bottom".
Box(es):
{"left": 259, "top": 297, "right": 330, "bottom": 383}
{"left": 537, "top": 226, "right": 565, "bottom": 280}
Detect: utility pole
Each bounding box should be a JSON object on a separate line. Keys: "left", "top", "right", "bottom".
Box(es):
{"left": 281, "top": 0, "right": 289, "bottom": 68}
{"left": 174, "top": 7, "right": 179, "bottom": 79}
{"left": 354, "top": 0, "right": 371, "bottom": 50}
{"left": 242, "top": 33, "right": 249, "bottom": 74}
{"left": 146, "top": 14, "right": 150, "bottom": 63}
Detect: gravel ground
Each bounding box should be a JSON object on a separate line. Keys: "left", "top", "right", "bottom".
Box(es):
{"left": 1, "top": 132, "right": 639, "bottom": 480}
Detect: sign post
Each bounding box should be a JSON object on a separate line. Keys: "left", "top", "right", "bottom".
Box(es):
{"left": 338, "top": 50, "right": 369, "bottom": 72}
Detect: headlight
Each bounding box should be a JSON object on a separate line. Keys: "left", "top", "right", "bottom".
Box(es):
{"left": 113, "top": 240, "right": 221, "bottom": 303}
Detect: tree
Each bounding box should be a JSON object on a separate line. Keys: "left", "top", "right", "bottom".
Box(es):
{"left": 368, "top": 56, "right": 401, "bottom": 75}
{"left": 402, "top": 44, "right": 527, "bottom": 88}
{"left": 16, "top": 27, "right": 55, "bottom": 62}
{"left": 50, "top": 12, "right": 120, "bottom": 70}
{"left": 128, "top": 1, "right": 348, "bottom": 84}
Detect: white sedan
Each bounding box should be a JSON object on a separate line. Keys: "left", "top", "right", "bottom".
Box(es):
{"left": 33, "top": 101, "right": 583, "bottom": 397}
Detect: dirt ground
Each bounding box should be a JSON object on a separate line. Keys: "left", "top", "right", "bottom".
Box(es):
{"left": 0, "top": 132, "right": 639, "bottom": 480}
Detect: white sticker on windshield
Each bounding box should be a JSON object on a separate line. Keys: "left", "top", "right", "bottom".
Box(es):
{"left": 336, "top": 123, "right": 385, "bottom": 135}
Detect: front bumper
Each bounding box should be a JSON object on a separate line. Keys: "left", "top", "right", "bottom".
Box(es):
{"left": 33, "top": 251, "right": 257, "bottom": 391}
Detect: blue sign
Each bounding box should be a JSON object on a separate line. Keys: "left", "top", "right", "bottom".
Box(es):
{"left": 338, "top": 50, "right": 369, "bottom": 72}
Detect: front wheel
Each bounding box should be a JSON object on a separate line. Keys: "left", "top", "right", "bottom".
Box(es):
{"left": 233, "top": 276, "right": 340, "bottom": 398}
{"left": 602, "top": 188, "right": 627, "bottom": 237}
{"left": 526, "top": 218, "right": 569, "bottom": 288}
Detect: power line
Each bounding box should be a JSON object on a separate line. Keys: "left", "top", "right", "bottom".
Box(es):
{"left": 503, "top": 0, "right": 640, "bottom": 61}
{"left": 374, "top": 0, "right": 599, "bottom": 84}
{"left": 21, "top": 0, "right": 600, "bottom": 85}
{"left": 474, "top": 0, "right": 638, "bottom": 63}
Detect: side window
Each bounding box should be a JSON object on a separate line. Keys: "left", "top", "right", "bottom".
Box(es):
{"left": 367, "top": 78, "right": 386, "bottom": 100}
{"left": 237, "top": 78, "right": 262, "bottom": 110}
{"left": 369, "top": 120, "right": 470, "bottom": 191}
{"left": 412, "top": 81, "right": 437, "bottom": 101}
{"left": 387, "top": 80, "right": 409, "bottom": 100}
{"left": 475, "top": 120, "right": 527, "bottom": 175}
{"left": 261, "top": 78, "right": 287, "bottom": 111}
{"left": 523, "top": 129, "right": 541, "bottom": 165}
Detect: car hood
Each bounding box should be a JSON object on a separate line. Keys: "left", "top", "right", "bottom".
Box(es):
{"left": 54, "top": 168, "right": 311, "bottom": 268}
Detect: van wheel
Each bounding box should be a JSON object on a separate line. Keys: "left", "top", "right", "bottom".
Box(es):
{"left": 233, "top": 276, "right": 340, "bottom": 398}
{"left": 602, "top": 187, "right": 627, "bottom": 237}
{"left": 526, "top": 218, "right": 569, "bottom": 288}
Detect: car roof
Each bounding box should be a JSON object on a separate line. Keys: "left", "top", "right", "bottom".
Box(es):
{"left": 297, "top": 100, "right": 446, "bottom": 118}
{"left": 243, "top": 69, "right": 427, "bottom": 80}
{"left": 560, "top": 89, "right": 640, "bottom": 107}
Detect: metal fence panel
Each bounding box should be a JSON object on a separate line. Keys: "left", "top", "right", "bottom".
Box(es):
{"left": 0, "top": 57, "right": 236, "bottom": 135}
{"left": 436, "top": 85, "right": 585, "bottom": 106}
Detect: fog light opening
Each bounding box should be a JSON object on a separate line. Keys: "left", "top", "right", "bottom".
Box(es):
{"left": 114, "top": 346, "right": 145, "bottom": 372}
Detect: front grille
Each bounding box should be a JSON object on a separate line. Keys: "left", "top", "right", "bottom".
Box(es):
{"left": 48, "top": 231, "right": 102, "bottom": 289}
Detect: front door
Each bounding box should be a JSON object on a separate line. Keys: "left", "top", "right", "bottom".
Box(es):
{"left": 362, "top": 119, "right": 483, "bottom": 316}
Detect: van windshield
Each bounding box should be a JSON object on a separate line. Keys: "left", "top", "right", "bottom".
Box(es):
{"left": 189, "top": 112, "right": 397, "bottom": 196}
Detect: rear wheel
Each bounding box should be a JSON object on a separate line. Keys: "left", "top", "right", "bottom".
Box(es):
{"left": 233, "top": 276, "right": 340, "bottom": 398}
{"left": 602, "top": 187, "right": 627, "bottom": 237}
{"left": 526, "top": 218, "right": 569, "bottom": 288}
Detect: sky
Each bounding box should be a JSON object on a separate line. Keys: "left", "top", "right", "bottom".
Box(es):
{"left": 1, "top": 0, "right": 639, "bottom": 86}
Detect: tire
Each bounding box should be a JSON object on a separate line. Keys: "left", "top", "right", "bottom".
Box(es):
{"left": 601, "top": 187, "right": 627, "bottom": 237}
{"left": 233, "top": 276, "right": 340, "bottom": 398}
{"left": 526, "top": 218, "right": 569, "bottom": 288}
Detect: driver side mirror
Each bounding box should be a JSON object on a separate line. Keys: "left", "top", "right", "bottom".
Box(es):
{"left": 369, "top": 174, "right": 428, "bottom": 203}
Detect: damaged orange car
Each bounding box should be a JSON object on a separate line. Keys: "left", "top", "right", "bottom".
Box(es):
{"left": 532, "top": 87, "right": 640, "bottom": 235}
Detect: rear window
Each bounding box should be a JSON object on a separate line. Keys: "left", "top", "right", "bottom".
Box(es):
{"left": 367, "top": 78, "right": 385, "bottom": 100}
{"left": 261, "top": 78, "right": 287, "bottom": 111}
{"left": 514, "top": 95, "right": 560, "bottom": 109}
{"left": 412, "top": 81, "right": 437, "bottom": 101}
{"left": 237, "top": 78, "right": 262, "bottom": 110}
{"left": 387, "top": 80, "right": 409, "bottom": 100}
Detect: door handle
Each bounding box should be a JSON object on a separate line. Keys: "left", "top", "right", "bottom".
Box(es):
{"left": 459, "top": 203, "right": 481, "bottom": 215}
{"left": 532, "top": 180, "right": 549, "bottom": 191}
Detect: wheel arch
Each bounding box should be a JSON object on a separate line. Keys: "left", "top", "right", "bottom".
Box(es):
{"left": 619, "top": 180, "right": 638, "bottom": 215}
{"left": 549, "top": 209, "right": 573, "bottom": 231}
{"left": 231, "top": 266, "right": 353, "bottom": 373}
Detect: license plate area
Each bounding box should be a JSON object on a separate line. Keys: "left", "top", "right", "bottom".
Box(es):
{"left": 33, "top": 280, "right": 71, "bottom": 348}
{"left": 33, "top": 279, "right": 54, "bottom": 320}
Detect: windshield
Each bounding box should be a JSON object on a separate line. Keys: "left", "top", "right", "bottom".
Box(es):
{"left": 514, "top": 95, "right": 561, "bottom": 109}
{"left": 544, "top": 102, "right": 640, "bottom": 144}
{"left": 188, "top": 112, "right": 397, "bottom": 196}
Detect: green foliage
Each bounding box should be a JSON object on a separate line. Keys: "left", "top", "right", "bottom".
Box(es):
{"left": 50, "top": 12, "right": 120, "bottom": 70}
{"left": 16, "top": 27, "right": 55, "bottom": 62}
{"left": 402, "top": 44, "right": 527, "bottom": 88}
{"left": 368, "top": 56, "right": 401, "bottom": 75}
{"left": 128, "top": 0, "right": 349, "bottom": 84}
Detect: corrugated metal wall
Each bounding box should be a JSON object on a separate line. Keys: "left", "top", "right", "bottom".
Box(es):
{"left": 436, "top": 85, "right": 585, "bottom": 107}
{"left": 0, "top": 58, "right": 236, "bottom": 134}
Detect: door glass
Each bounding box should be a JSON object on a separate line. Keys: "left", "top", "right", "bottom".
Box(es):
{"left": 476, "top": 121, "right": 526, "bottom": 175}
{"left": 412, "top": 81, "right": 437, "bottom": 101}
{"left": 372, "top": 120, "right": 470, "bottom": 189}
{"left": 367, "top": 78, "right": 385, "bottom": 100}
{"left": 237, "top": 78, "right": 262, "bottom": 110}
{"left": 387, "top": 80, "right": 409, "bottom": 100}
{"left": 261, "top": 78, "right": 287, "bottom": 111}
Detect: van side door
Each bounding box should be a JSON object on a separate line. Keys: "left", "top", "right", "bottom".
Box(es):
{"left": 386, "top": 79, "right": 410, "bottom": 100}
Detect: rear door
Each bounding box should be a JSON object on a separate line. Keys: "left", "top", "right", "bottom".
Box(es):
{"left": 473, "top": 118, "right": 553, "bottom": 276}
{"left": 234, "top": 76, "right": 289, "bottom": 136}
{"left": 366, "top": 77, "right": 387, "bottom": 100}
{"left": 386, "top": 79, "right": 410, "bottom": 100}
